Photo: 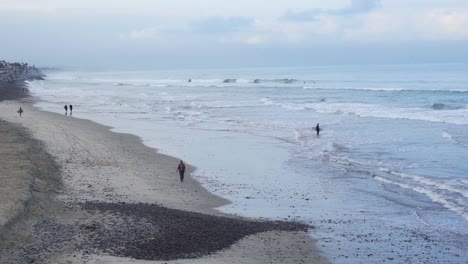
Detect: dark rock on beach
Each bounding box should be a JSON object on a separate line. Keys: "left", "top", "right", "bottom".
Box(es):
{"left": 79, "top": 201, "right": 309, "bottom": 261}
{"left": 2, "top": 201, "right": 310, "bottom": 263}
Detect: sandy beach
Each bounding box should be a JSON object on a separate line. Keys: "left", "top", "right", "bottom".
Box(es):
{"left": 0, "top": 90, "right": 328, "bottom": 263}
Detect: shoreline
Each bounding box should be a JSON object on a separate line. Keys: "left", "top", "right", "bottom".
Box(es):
{"left": 0, "top": 97, "right": 328, "bottom": 263}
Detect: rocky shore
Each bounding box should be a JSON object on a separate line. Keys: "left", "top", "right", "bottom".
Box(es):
{"left": 2, "top": 200, "right": 309, "bottom": 263}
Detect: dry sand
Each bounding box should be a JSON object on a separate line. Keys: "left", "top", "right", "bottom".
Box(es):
{"left": 0, "top": 99, "right": 329, "bottom": 264}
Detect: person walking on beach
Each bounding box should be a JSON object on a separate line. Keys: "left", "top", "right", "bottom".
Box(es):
{"left": 177, "top": 160, "right": 186, "bottom": 182}
{"left": 64, "top": 105, "right": 68, "bottom": 115}
{"left": 69, "top": 104, "right": 73, "bottom": 113}
{"left": 17, "top": 107, "right": 23, "bottom": 117}
{"left": 315, "top": 123, "right": 320, "bottom": 135}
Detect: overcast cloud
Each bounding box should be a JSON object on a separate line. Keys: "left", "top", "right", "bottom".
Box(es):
{"left": 1, "top": 0, "right": 467, "bottom": 68}
{"left": 282, "top": 0, "right": 381, "bottom": 21}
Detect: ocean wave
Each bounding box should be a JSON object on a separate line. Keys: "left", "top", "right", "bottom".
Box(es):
{"left": 374, "top": 176, "right": 468, "bottom": 221}
{"left": 430, "top": 103, "right": 466, "bottom": 110}
{"left": 319, "top": 151, "right": 468, "bottom": 211}
{"left": 432, "top": 103, "right": 446, "bottom": 110}
{"left": 259, "top": 97, "right": 274, "bottom": 105}
{"left": 108, "top": 78, "right": 313, "bottom": 87}
{"left": 259, "top": 97, "right": 319, "bottom": 111}
{"left": 100, "top": 79, "right": 464, "bottom": 92}
{"left": 113, "top": 83, "right": 130, "bottom": 86}
{"left": 380, "top": 169, "right": 468, "bottom": 199}
{"left": 107, "top": 82, "right": 468, "bottom": 92}
{"left": 303, "top": 86, "right": 405, "bottom": 91}
{"left": 442, "top": 131, "right": 468, "bottom": 147}
{"left": 255, "top": 78, "right": 303, "bottom": 84}
{"left": 164, "top": 105, "right": 206, "bottom": 121}
{"left": 303, "top": 101, "right": 468, "bottom": 125}
{"left": 303, "top": 86, "right": 468, "bottom": 93}
{"left": 328, "top": 154, "right": 382, "bottom": 168}
{"left": 205, "top": 103, "right": 251, "bottom": 109}
{"left": 114, "top": 82, "right": 147, "bottom": 87}
{"left": 442, "top": 131, "right": 456, "bottom": 143}
{"left": 114, "top": 82, "right": 169, "bottom": 88}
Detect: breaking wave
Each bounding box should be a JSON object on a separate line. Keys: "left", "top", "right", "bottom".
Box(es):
{"left": 303, "top": 86, "right": 468, "bottom": 93}
{"left": 258, "top": 97, "right": 468, "bottom": 125}
{"left": 442, "top": 131, "right": 468, "bottom": 147}
{"left": 375, "top": 175, "right": 468, "bottom": 221}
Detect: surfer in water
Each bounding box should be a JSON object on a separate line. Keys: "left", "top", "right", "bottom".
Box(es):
{"left": 315, "top": 123, "right": 320, "bottom": 135}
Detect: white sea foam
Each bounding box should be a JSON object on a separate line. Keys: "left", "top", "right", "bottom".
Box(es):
{"left": 375, "top": 176, "right": 468, "bottom": 221}
{"left": 442, "top": 131, "right": 468, "bottom": 147}
{"left": 259, "top": 97, "right": 273, "bottom": 105}
{"left": 258, "top": 97, "right": 313, "bottom": 111}
{"left": 381, "top": 169, "right": 468, "bottom": 199}
{"left": 303, "top": 86, "right": 407, "bottom": 91}
{"left": 195, "top": 79, "right": 224, "bottom": 83}
{"left": 442, "top": 131, "right": 455, "bottom": 142}
{"left": 259, "top": 97, "right": 468, "bottom": 125}
{"left": 303, "top": 86, "right": 468, "bottom": 93}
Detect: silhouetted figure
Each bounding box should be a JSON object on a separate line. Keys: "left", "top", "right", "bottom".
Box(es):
{"left": 177, "top": 160, "right": 186, "bottom": 182}
{"left": 18, "top": 107, "right": 23, "bottom": 117}
{"left": 315, "top": 123, "right": 320, "bottom": 135}
{"left": 69, "top": 104, "right": 73, "bottom": 114}
{"left": 64, "top": 105, "right": 68, "bottom": 115}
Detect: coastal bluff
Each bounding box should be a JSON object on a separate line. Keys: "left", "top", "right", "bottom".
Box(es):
{"left": 0, "top": 60, "right": 45, "bottom": 101}
{"left": 0, "top": 60, "right": 44, "bottom": 83}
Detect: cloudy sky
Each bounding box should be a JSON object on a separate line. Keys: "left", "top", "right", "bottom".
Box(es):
{"left": 1, "top": 0, "right": 468, "bottom": 68}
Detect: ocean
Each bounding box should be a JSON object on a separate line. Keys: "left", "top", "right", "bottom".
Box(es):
{"left": 29, "top": 64, "right": 468, "bottom": 263}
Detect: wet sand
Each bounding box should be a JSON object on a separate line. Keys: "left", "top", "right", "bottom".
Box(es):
{"left": 0, "top": 96, "right": 328, "bottom": 263}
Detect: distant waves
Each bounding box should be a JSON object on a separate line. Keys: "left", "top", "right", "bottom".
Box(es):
{"left": 112, "top": 78, "right": 315, "bottom": 88}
